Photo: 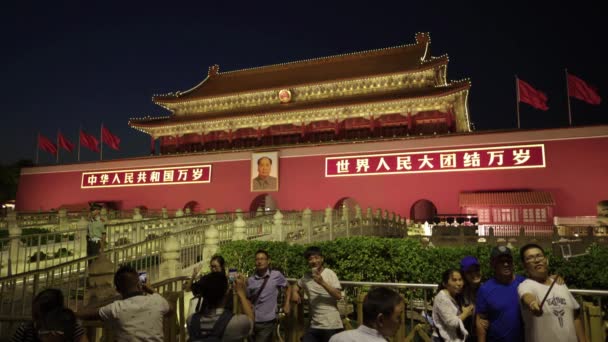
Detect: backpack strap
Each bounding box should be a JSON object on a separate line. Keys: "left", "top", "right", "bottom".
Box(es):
{"left": 250, "top": 269, "right": 271, "bottom": 305}
{"left": 209, "top": 309, "right": 234, "bottom": 339}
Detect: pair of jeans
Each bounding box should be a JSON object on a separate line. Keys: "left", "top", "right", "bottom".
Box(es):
{"left": 251, "top": 320, "right": 276, "bottom": 342}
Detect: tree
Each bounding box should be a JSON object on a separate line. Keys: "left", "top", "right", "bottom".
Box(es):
{"left": 0, "top": 159, "right": 33, "bottom": 203}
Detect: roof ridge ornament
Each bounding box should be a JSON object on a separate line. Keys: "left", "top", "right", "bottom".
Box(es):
{"left": 208, "top": 64, "right": 220, "bottom": 78}
{"left": 415, "top": 32, "right": 430, "bottom": 45}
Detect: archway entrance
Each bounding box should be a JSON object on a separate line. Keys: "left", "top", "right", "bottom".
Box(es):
{"left": 410, "top": 199, "right": 437, "bottom": 223}
{"left": 249, "top": 194, "right": 278, "bottom": 213}
{"left": 333, "top": 197, "right": 359, "bottom": 219}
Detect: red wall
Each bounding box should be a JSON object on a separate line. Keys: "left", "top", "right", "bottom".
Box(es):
{"left": 16, "top": 126, "right": 608, "bottom": 218}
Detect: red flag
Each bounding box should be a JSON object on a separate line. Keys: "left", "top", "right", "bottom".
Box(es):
{"left": 102, "top": 126, "right": 121, "bottom": 150}
{"left": 567, "top": 73, "right": 601, "bottom": 105}
{"left": 518, "top": 79, "right": 549, "bottom": 111}
{"left": 38, "top": 134, "right": 57, "bottom": 155}
{"left": 80, "top": 130, "right": 100, "bottom": 152}
{"left": 57, "top": 132, "right": 75, "bottom": 152}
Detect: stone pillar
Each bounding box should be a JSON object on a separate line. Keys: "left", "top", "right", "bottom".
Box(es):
{"left": 77, "top": 216, "right": 88, "bottom": 258}
{"left": 302, "top": 208, "right": 312, "bottom": 243}
{"left": 272, "top": 210, "right": 284, "bottom": 241}
{"left": 354, "top": 205, "right": 362, "bottom": 221}
{"left": 161, "top": 207, "right": 168, "bottom": 219}
{"left": 343, "top": 205, "right": 351, "bottom": 238}
{"left": 206, "top": 208, "right": 217, "bottom": 221}
{"left": 58, "top": 208, "right": 68, "bottom": 231}
{"left": 100, "top": 207, "right": 108, "bottom": 222}
{"left": 354, "top": 205, "right": 363, "bottom": 236}
{"left": 202, "top": 225, "right": 220, "bottom": 274}
{"left": 159, "top": 236, "right": 182, "bottom": 280}
{"left": 84, "top": 254, "right": 116, "bottom": 306}
{"left": 256, "top": 207, "right": 264, "bottom": 217}
{"left": 324, "top": 207, "right": 333, "bottom": 241}
{"left": 7, "top": 211, "right": 23, "bottom": 276}
{"left": 232, "top": 209, "right": 247, "bottom": 241}
{"left": 175, "top": 208, "right": 184, "bottom": 217}
{"left": 185, "top": 207, "right": 191, "bottom": 216}
{"left": 133, "top": 207, "right": 142, "bottom": 220}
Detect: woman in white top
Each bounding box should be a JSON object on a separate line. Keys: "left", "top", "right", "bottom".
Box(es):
{"left": 432, "top": 269, "right": 475, "bottom": 342}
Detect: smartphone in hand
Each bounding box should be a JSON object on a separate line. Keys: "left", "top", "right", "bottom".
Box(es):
{"left": 138, "top": 271, "right": 148, "bottom": 285}
{"left": 228, "top": 268, "right": 238, "bottom": 283}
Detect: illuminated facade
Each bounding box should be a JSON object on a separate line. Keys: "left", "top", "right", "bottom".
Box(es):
{"left": 15, "top": 34, "right": 608, "bottom": 228}
{"left": 129, "top": 33, "right": 471, "bottom": 154}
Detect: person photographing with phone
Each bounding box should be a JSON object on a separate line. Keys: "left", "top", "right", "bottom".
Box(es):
{"left": 246, "top": 249, "right": 291, "bottom": 342}
{"left": 76, "top": 265, "right": 172, "bottom": 341}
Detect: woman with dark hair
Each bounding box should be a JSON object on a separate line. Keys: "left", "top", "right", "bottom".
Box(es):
{"left": 432, "top": 269, "right": 474, "bottom": 342}
{"left": 187, "top": 272, "right": 253, "bottom": 341}
{"left": 186, "top": 255, "right": 233, "bottom": 318}
{"left": 10, "top": 288, "right": 87, "bottom": 342}
{"left": 209, "top": 255, "right": 226, "bottom": 273}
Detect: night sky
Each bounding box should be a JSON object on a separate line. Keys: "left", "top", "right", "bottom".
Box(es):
{"left": 2, "top": 1, "right": 606, "bottom": 165}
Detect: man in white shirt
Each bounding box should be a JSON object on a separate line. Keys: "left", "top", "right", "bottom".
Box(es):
{"left": 292, "top": 246, "right": 343, "bottom": 342}
{"left": 329, "top": 287, "right": 404, "bottom": 342}
{"left": 517, "top": 243, "right": 586, "bottom": 342}
{"left": 77, "top": 265, "right": 172, "bottom": 341}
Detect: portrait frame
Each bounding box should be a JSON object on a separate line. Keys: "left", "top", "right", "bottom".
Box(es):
{"left": 251, "top": 151, "right": 279, "bottom": 192}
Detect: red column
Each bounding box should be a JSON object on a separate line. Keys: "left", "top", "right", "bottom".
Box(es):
{"left": 150, "top": 136, "right": 155, "bottom": 155}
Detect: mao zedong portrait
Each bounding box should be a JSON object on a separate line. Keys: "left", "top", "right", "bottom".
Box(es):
{"left": 252, "top": 156, "right": 277, "bottom": 191}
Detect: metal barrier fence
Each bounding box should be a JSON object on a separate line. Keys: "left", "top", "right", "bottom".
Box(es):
{"left": 280, "top": 280, "right": 608, "bottom": 342}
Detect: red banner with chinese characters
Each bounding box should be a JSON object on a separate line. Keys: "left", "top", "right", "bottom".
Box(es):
{"left": 81, "top": 164, "right": 212, "bottom": 188}
{"left": 325, "top": 144, "right": 545, "bottom": 177}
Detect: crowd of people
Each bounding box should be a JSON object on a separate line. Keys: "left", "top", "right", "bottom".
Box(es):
{"left": 11, "top": 243, "right": 587, "bottom": 342}
{"left": 431, "top": 244, "right": 586, "bottom": 342}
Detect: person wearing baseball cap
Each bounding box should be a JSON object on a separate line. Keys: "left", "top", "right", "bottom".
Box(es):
{"left": 475, "top": 246, "right": 525, "bottom": 342}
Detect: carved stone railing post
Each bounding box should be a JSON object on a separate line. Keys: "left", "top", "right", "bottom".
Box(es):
{"left": 58, "top": 208, "right": 68, "bottom": 231}
{"left": 7, "top": 211, "right": 23, "bottom": 276}
{"left": 84, "top": 254, "right": 116, "bottom": 306}
{"left": 374, "top": 209, "right": 382, "bottom": 235}
{"left": 256, "top": 207, "right": 264, "bottom": 217}
{"left": 354, "top": 205, "right": 362, "bottom": 236}
{"left": 175, "top": 208, "right": 184, "bottom": 218}
{"left": 133, "top": 207, "right": 142, "bottom": 220}
{"left": 185, "top": 207, "right": 191, "bottom": 216}
{"left": 159, "top": 235, "right": 182, "bottom": 280}
{"left": 324, "top": 207, "right": 333, "bottom": 241}
{"left": 343, "top": 205, "right": 351, "bottom": 238}
{"left": 101, "top": 207, "right": 108, "bottom": 221}
{"left": 302, "top": 208, "right": 312, "bottom": 243}
{"left": 206, "top": 208, "right": 217, "bottom": 221}
{"left": 232, "top": 209, "right": 247, "bottom": 241}
{"left": 161, "top": 207, "right": 168, "bottom": 219}
{"left": 272, "top": 210, "right": 284, "bottom": 241}
{"left": 202, "top": 225, "right": 219, "bottom": 274}
{"left": 77, "top": 216, "right": 88, "bottom": 257}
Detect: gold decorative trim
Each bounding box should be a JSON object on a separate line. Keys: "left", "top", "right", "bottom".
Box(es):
{"left": 132, "top": 88, "right": 471, "bottom": 137}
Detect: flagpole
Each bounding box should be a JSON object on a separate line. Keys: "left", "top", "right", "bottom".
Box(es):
{"left": 515, "top": 75, "right": 521, "bottom": 129}
{"left": 100, "top": 123, "right": 103, "bottom": 161}
{"left": 56, "top": 129, "right": 60, "bottom": 164}
{"left": 78, "top": 126, "right": 81, "bottom": 162}
{"left": 565, "top": 68, "right": 573, "bottom": 126}
{"left": 36, "top": 132, "right": 40, "bottom": 164}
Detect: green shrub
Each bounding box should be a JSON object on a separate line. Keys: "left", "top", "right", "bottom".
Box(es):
{"left": 29, "top": 251, "right": 47, "bottom": 262}
{"left": 217, "top": 237, "right": 608, "bottom": 290}
{"left": 54, "top": 247, "right": 73, "bottom": 258}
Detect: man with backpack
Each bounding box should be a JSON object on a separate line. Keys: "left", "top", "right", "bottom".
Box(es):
{"left": 246, "top": 249, "right": 291, "bottom": 342}
{"left": 188, "top": 271, "right": 253, "bottom": 341}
